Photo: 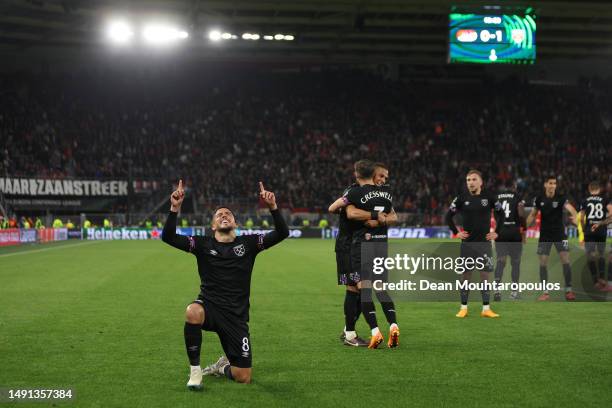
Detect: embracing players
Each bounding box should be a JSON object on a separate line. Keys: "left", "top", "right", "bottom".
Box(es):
{"left": 526, "top": 176, "right": 578, "bottom": 301}
{"left": 329, "top": 162, "right": 391, "bottom": 347}
{"left": 446, "top": 170, "right": 499, "bottom": 318}
{"left": 161, "top": 180, "right": 289, "bottom": 389}
{"left": 579, "top": 181, "right": 612, "bottom": 291}
{"left": 493, "top": 180, "right": 526, "bottom": 301}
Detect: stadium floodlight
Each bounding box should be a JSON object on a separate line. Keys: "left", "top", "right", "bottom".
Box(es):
{"left": 263, "top": 35, "right": 273, "bottom": 40}
{"left": 251, "top": 34, "right": 260, "bottom": 40}
{"left": 142, "top": 24, "right": 189, "bottom": 45}
{"left": 274, "top": 34, "right": 284, "bottom": 40}
{"left": 284, "top": 35, "right": 294, "bottom": 41}
{"left": 242, "top": 33, "right": 252, "bottom": 40}
{"left": 209, "top": 30, "right": 222, "bottom": 41}
{"left": 106, "top": 21, "right": 134, "bottom": 44}
{"left": 221, "top": 32, "right": 232, "bottom": 40}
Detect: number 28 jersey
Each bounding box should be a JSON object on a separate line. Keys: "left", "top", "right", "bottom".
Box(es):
{"left": 580, "top": 194, "right": 607, "bottom": 241}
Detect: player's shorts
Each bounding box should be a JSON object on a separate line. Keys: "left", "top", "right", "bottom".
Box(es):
{"left": 584, "top": 241, "right": 606, "bottom": 255}
{"left": 336, "top": 250, "right": 358, "bottom": 286}
{"left": 190, "top": 297, "right": 252, "bottom": 368}
{"left": 350, "top": 240, "right": 388, "bottom": 283}
{"left": 460, "top": 241, "right": 493, "bottom": 272}
{"left": 537, "top": 240, "right": 569, "bottom": 255}
{"left": 495, "top": 241, "right": 523, "bottom": 259}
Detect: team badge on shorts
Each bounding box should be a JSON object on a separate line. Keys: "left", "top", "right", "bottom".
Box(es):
{"left": 233, "top": 244, "right": 246, "bottom": 256}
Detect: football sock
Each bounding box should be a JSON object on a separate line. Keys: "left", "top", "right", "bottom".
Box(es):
{"left": 184, "top": 322, "right": 202, "bottom": 366}
{"left": 510, "top": 258, "right": 521, "bottom": 284}
{"left": 344, "top": 290, "right": 360, "bottom": 331}
{"left": 539, "top": 265, "right": 548, "bottom": 283}
{"left": 460, "top": 304, "right": 468, "bottom": 310}
{"left": 223, "top": 364, "right": 234, "bottom": 381}
{"left": 588, "top": 260, "right": 598, "bottom": 283}
{"left": 360, "top": 288, "right": 379, "bottom": 330}
{"left": 374, "top": 290, "right": 397, "bottom": 325}
{"left": 494, "top": 260, "right": 505, "bottom": 282}
{"left": 481, "top": 289, "right": 490, "bottom": 305}
{"left": 562, "top": 263, "right": 572, "bottom": 288}
{"left": 345, "top": 331, "right": 357, "bottom": 341}
{"left": 482, "top": 304, "right": 490, "bottom": 311}
{"left": 354, "top": 292, "right": 362, "bottom": 323}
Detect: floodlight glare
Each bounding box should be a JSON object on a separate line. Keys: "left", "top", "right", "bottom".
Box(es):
{"left": 142, "top": 24, "right": 189, "bottom": 45}
{"left": 242, "top": 33, "right": 252, "bottom": 40}
{"left": 209, "top": 30, "right": 222, "bottom": 41}
{"left": 274, "top": 34, "right": 284, "bottom": 40}
{"left": 284, "top": 35, "right": 294, "bottom": 41}
{"left": 107, "top": 21, "right": 134, "bottom": 44}
{"left": 221, "top": 32, "right": 232, "bottom": 40}
{"left": 251, "top": 34, "right": 260, "bottom": 40}
{"left": 263, "top": 35, "right": 273, "bottom": 40}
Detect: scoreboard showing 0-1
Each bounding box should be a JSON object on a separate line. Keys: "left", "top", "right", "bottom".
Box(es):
{"left": 449, "top": 14, "right": 536, "bottom": 64}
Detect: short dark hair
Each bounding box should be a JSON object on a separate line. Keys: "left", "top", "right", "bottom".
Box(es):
{"left": 588, "top": 181, "right": 600, "bottom": 191}
{"left": 213, "top": 207, "right": 234, "bottom": 217}
{"left": 545, "top": 176, "right": 557, "bottom": 183}
{"left": 354, "top": 159, "right": 376, "bottom": 179}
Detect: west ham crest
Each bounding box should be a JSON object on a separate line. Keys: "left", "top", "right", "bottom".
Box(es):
{"left": 552, "top": 201, "right": 558, "bottom": 208}
{"left": 233, "top": 244, "right": 246, "bottom": 256}
{"left": 481, "top": 199, "right": 488, "bottom": 206}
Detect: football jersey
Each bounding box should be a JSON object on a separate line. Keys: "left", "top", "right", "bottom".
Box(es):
{"left": 346, "top": 184, "right": 394, "bottom": 243}
{"left": 533, "top": 193, "right": 568, "bottom": 240}
{"left": 335, "top": 184, "right": 358, "bottom": 253}
{"left": 580, "top": 194, "right": 607, "bottom": 240}
{"left": 495, "top": 191, "right": 524, "bottom": 242}
{"left": 449, "top": 191, "right": 496, "bottom": 242}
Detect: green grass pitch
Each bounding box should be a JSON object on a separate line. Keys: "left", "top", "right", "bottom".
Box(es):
{"left": 1, "top": 239, "right": 611, "bottom": 408}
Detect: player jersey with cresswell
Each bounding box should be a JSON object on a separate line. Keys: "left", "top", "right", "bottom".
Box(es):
{"left": 335, "top": 183, "right": 358, "bottom": 253}
{"left": 346, "top": 183, "right": 393, "bottom": 243}
{"left": 580, "top": 194, "right": 607, "bottom": 241}
{"left": 533, "top": 194, "right": 568, "bottom": 241}
{"left": 448, "top": 191, "right": 497, "bottom": 242}
{"left": 495, "top": 191, "right": 524, "bottom": 242}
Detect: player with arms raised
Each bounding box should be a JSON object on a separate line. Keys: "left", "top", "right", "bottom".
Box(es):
{"left": 161, "top": 180, "right": 289, "bottom": 389}
{"left": 526, "top": 176, "right": 578, "bottom": 301}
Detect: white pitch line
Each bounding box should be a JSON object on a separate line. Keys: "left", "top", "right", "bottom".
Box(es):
{"left": 0, "top": 240, "right": 104, "bottom": 258}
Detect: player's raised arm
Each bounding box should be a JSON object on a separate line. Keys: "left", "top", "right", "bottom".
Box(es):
{"left": 258, "top": 182, "right": 289, "bottom": 248}
{"left": 161, "top": 179, "right": 192, "bottom": 251}
{"left": 526, "top": 206, "right": 538, "bottom": 227}
{"left": 328, "top": 196, "right": 348, "bottom": 214}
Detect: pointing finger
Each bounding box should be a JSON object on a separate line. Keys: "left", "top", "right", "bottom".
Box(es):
{"left": 259, "top": 181, "right": 265, "bottom": 193}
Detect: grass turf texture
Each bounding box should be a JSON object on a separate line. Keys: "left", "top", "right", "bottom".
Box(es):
{"left": 1, "top": 238, "right": 611, "bottom": 408}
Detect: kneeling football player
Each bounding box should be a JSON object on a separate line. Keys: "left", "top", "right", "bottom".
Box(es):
{"left": 162, "top": 180, "right": 289, "bottom": 389}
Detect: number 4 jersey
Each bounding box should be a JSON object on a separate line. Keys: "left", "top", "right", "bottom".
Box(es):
{"left": 495, "top": 191, "right": 525, "bottom": 242}
{"left": 580, "top": 194, "right": 608, "bottom": 242}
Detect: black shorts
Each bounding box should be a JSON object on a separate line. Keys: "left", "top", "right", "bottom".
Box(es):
{"left": 495, "top": 241, "right": 523, "bottom": 259}
{"left": 584, "top": 241, "right": 606, "bottom": 255}
{"left": 191, "top": 297, "right": 252, "bottom": 368}
{"left": 460, "top": 241, "right": 493, "bottom": 272}
{"left": 537, "top": 240, "right": 569, "bottom": 255}
{"left": 351, "top": 240, "right": 388, "bottom": 282}
{"left": 336, "top": 250, "right": 358, "bottom": 286}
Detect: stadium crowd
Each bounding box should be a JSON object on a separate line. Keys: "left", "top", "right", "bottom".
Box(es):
{"left": 1, "top": 69, "right": 610, "bottom": 225}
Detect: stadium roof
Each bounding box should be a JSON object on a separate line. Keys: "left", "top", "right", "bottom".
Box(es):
{"left": 1, "top": 0, "right": 612, "bottom": 64}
